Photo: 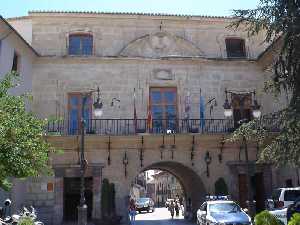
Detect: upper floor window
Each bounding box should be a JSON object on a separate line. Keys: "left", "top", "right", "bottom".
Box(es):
{"left": 225, "top": 38, "right": 246, "bottom": 58}
{"left": 11, "top": 52, "right": 19, "bottom": 72}
{"left": 68, "top": 34, "right": 93, "bottom": 56}
{"left": 149, "top": 87, "right": 177, "bottom": 132}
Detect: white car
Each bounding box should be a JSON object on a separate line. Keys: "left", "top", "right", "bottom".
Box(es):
{"left": 267, "top": 187, "right": 300, "bottom": 209}
{"left": 197, "top": 200, "right": 252, "bottom": 225}
{"left": 269, "top": 207, "right": 287, "bottom": 225}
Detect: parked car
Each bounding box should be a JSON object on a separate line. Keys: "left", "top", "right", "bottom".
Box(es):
{"left": 165, "top": 198, "right": 174, "bottom": 208}
{"left": 136, "top": 198, "right": 155, "bottom": 213}
{"left": 197, "top": 200, "right": 252, "bottom": 225}
{"left": 269, "top": 207, "right": 288, "bottom": 225}
{"left": 268, "top": 197, "right": 300, "bottom": 225}
{"left": 267, "top": 187, "right": 300, "bottom": 209}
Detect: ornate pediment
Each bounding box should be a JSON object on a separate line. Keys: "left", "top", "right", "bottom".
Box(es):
{"left": 119, "top": 32, "right": 205, "bottom": 58}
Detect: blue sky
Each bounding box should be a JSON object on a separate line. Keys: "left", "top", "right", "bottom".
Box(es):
{"left": 1, "top": 0, "right": 259, "bottom": 18}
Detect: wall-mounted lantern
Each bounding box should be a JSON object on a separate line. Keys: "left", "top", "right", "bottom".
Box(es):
{"left": 123, "top": 151, "right": 129, "bottom": 178}
{"left": 218, "top": 136, "right": 225, "bottom": 163}
{"left": 204, "top": 151, "right": 212, "bottom": 177}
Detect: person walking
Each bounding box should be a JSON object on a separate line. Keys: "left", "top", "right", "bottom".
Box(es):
{"left": 175, "top": 200, "right": 180, "bottom": 217}
{"left": 168, "top": 200, "right": 175, "bottom": 219}
{"left": 128, "top": 199, "right": 137, "bottom": 225}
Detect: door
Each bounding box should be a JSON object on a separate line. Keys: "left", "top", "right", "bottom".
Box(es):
{"left": 253, "top": 173, "right": 265, "bottom": 212}
{"left": 232, "top": 93, "right": 252, "bottom": 128}
{"left": 64, "top": 177, "right": 93, "bottom": 221}
{"left": 68, "top": 93, "right": 92, "bottom": 134}
{"left": 238, "top": 174, "right": 248, "bottom": 208}
{"left": 149, "top": 87, "right": 177, "bottom": 133}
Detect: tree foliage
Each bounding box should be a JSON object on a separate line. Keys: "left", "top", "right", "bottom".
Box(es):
{"left": 230, "top": 0, "right": 300, "bottom": 167}
{"left": 254, "top": 210, "right": 284, "bottom": 225}
{"left": 0, "top": 72, "right": 51, "bottom": 190}
{"left": 289, "top": 213, "right": 300, "bottom": 225}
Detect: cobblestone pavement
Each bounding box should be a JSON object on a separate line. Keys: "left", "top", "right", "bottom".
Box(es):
{"left": 134, "top": 207, "right": 196, "bottom": 225}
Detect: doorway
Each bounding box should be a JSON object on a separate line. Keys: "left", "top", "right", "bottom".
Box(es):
{"left": 64, "top": 177, "right": 93, "bottom": 221}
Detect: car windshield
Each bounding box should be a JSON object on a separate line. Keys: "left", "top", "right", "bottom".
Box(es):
{"left": 209, "top": 202, "right": 241, "bottom": 213}
{"left": 284, "top": 190, "right": 300, "bottom": 201}
{"left": 137, "top": 198, "right": 149, "bottom": 204}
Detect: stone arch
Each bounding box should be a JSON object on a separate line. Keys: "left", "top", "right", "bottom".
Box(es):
{"left": 119, "top": 31, "right": 205, "bottom": 58}
{"left": 132, "top": 161, "right": 206, "bottom": 214}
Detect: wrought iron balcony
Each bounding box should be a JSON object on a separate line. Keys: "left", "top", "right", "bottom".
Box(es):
{"left": 45, "top": 115, "right": 280, "bottom": 136}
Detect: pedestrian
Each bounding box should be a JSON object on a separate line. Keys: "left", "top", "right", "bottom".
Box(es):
{"left": 175, "top": 200, "right": 179, "bottom": 217}
{"left": 128, "top": 199, "right": 137, "bottom": 225}
{"left": 168, "top": 200, "right": 175, "bottom": 219}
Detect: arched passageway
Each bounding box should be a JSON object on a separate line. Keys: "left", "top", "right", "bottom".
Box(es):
{"left": 136, "top": 161, "right": 207, "bottom": 215}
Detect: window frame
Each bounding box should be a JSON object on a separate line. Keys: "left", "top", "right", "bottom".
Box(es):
{"left": 231, "top": 93, "right": 252, "bottom": 128}
{"left": 67, "top": 92, "right": 93, "bottom": 134}
{"left": 149, "top": 87, "right": 178, "bottom": 119}
{"left": 68, "top": 33, "right": 94, "bottom": 56}
{"left": 11, "top": 51, "right": 20, "bottom": 72}
{"left": 225, "top": 38, "right": 246, "bottom": 58}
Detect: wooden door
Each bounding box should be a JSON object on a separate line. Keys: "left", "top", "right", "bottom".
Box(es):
{"left": 238, "top": 174, "right": 248, "bottom": 208}
{"left": 254, "top": 173, "right": 266, "bottom": 212}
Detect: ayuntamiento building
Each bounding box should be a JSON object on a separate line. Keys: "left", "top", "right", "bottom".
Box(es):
{"left": 0, "top": 11, "right": 296, "bottom": 224}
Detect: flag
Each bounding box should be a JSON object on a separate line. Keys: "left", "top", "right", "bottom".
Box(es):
{"left": 200, "top": 89, "right": 205, "bottom": 129}
{"left": 133, "top": 88, "right": 137, "bottom": 133}
{"left": 184, "top": 91, "right": 191, "bottom": 120}
{"left": 147, "top": 104, "right": 153, "bottom": 131}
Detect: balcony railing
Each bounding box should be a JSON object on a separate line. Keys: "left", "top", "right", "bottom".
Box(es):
{"left": 45, "top": 114, "right": 280, "bottom": 136}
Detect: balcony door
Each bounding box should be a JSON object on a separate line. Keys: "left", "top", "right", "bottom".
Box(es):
{"left": 149, "top": 87, "right": 177, "bottom": 132}
{"left": 232, "top": 93, "right": 252, "bottom": 128}
{"left": 68, "top": 93, "right": 92, "bottom": 134}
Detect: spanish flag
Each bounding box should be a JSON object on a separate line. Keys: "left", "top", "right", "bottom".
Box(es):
{"left": 147, "top": 104, "right": 153, "bottom": 131}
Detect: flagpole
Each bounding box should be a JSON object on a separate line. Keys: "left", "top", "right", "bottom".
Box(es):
{"left": 133, "top": 88, "right": 137, "bottom": 134}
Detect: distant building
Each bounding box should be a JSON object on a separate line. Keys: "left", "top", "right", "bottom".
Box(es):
{"left": 130, "top": 172, "right": 147, "bottom": 200}
{"left": 152, "top": 171, "right": 183, "bottom": 207}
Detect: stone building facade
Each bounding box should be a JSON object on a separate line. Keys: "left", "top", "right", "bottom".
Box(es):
{"left": 1, "top": 11, "right": 296, "bottom": 224}
{"left": 151, "top": 171, "right": 184, "bottom": 207}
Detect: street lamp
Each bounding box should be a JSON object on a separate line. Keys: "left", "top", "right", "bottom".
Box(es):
{"left": 223, "top": 89, "right": 261, "bottom": 218}
{"left": 78, "top": 87, "right": 103, "bottom": 225}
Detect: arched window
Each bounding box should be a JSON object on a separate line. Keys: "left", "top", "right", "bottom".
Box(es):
{"left": 225, "top": 38, "right": 246, "bottom": 58}
{"left": 68, "top": 33, "right": 93, "bottom": 55}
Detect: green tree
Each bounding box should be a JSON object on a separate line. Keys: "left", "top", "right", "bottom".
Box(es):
{"left": 254, "top": 210, "right": 283, "bottom": 225}
{"left": 289, "top": 213, "right": 300, "bottom": 225}
{"left": 229, "top": 0, "right": 300, "bottom": 167}
{"left": 0, "top": 72, "right": 51, "bottom": 190}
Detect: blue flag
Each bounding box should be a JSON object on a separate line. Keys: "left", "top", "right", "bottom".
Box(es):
{"left": 200, "top": 94, "right": 205, "bottom": 129}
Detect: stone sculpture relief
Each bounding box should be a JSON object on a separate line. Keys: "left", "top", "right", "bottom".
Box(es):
{"left": 119, "top": 32, "right": 205, "bottom": 58}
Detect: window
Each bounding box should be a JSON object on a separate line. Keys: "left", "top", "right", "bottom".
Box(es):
{"left": 284, "top": 190, "right": 300, "bottom": 201}
{"left": 226, "top": 38, "right": 246, "bottom": 58}
{"left": 231, "top": 93, "right": 252, "bottom": 128}
{"left": 149, "top": 87, "right": 177, "bottom": 132}
{"left": 11, "top": 52, "right": 19, "bottom": 72}
{"left": 68, "top": 34, "right": 93, "bottom": 55}
{"left": 68, "top": 93, "right": 92, "bottom": 134}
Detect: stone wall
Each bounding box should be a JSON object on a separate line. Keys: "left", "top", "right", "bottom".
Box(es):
{"left": 32, "top": 57, "right": 283, "bottom": 121}
{"left": 27, "top": 12, "right": 269, "bottom": 59}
